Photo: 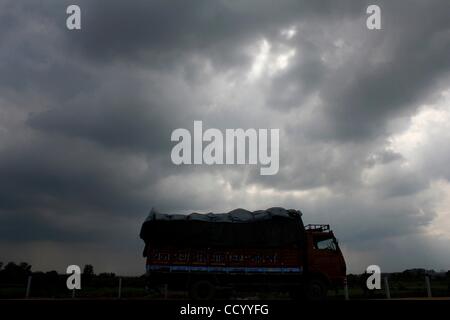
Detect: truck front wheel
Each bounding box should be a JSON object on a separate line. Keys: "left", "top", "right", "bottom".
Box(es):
{"left": 188, "top": 280, "right": 216, "bottom": 300}
{"left": 305, "top": 278, "right": 328, "bottom": 300}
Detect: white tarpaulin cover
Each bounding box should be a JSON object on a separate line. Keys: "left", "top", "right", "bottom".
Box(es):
{"left": 144, "top": 207, "right": 302, "bottom": 223}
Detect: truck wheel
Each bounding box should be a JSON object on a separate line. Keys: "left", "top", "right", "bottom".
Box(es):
{"left": 306, "top": 278, "right": 328, "bottom": 300}
{"left": 189, "top": 280, "right": 216, "bottom": 300}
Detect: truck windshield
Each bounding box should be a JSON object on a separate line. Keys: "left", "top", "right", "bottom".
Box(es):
{"left": 315, "top": 237, "right": 337, "bottom": 251}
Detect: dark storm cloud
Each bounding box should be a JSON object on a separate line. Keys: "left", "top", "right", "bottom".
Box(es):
{"left": 0, "top": 1, "right": 95, "bottom": 103}
{"left": 27, "top": 75, "right": 175, "bottom": 153}
{"left": 0, "top": 136, "right": 154, "bottom": 214}
{"left": 65, "top": 0, "right": 361, "bottom": 67}
{"left": 1, "top": 0, "right": 450, "bottom": 273}
{"left": 263, "top": 0, "right": 450, "bottom": 142}
{"left": 0, "top": 211, "right": 99, "bottom": 243}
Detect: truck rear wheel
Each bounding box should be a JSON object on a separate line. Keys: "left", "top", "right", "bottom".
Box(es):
{"left": 305, "top": 278, "right": 328, "bottom": 300}
{"left": 189, "top": 280, "right": 216, "bottom": 300}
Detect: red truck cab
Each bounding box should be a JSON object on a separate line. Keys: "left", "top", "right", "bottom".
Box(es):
{"left": 304, "top": 224, "right": 346, "bottom": 297}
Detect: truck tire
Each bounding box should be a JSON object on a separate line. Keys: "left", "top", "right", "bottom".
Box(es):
{"left": 189, "top": 280, "right": 216, "bottom": 300}
{"left": 305, "top": 278, "right": 328, "bottom": 300}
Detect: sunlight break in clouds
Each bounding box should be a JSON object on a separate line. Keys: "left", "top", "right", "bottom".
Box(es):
{"left": 247, "top": 39, "right": 296, "bottom": 81}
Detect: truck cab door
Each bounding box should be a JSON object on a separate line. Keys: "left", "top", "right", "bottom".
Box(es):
{"left": 308, "top": 234, "right": 344, "bottom": 282}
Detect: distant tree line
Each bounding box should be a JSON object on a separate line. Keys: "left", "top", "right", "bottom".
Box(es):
{"left": 0, "top": 262, "right": 116, "bottom": 282}
{"left": 0, "top": 262, "right": 126, "bottom": 298}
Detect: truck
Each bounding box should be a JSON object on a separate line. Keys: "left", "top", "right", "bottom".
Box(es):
{"left": 140, "top": 207, "right": 346, "bottom": 300}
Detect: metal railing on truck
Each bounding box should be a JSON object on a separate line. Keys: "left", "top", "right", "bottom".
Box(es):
{"left": 305, "top": 224, "right": 330, "bottom": 232}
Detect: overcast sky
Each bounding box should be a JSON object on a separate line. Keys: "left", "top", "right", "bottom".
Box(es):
{"left": 1, "top": 0, "right": 450, "bottom": 275}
